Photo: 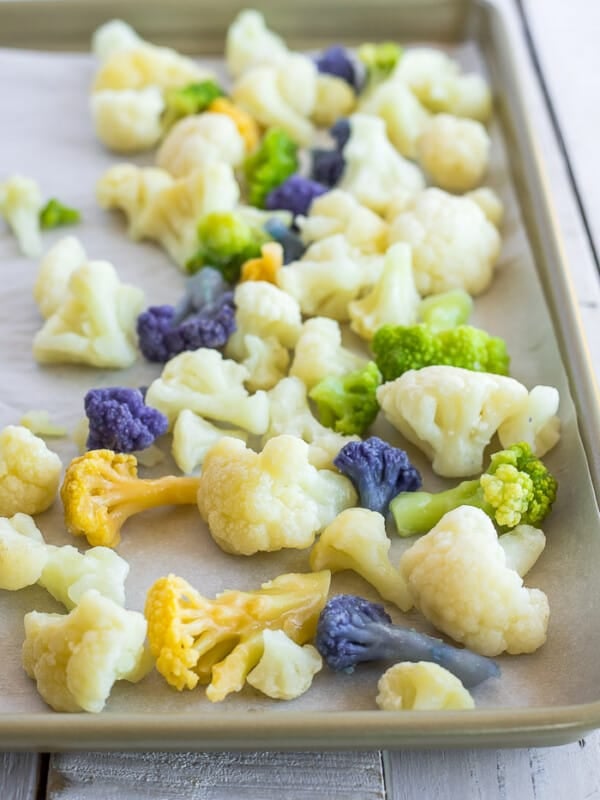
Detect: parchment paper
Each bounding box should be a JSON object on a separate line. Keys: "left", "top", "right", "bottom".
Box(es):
{"left": 1, "top": 41, "right": 599, "bottom": 720}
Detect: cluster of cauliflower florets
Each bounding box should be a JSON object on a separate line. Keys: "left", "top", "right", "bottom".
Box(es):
{"left": 0, "top": 9, "right": 566, "bottom": 718}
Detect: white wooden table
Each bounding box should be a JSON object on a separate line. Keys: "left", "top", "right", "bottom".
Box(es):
{"left": 3, "top": 0, "right": 600, "bottom": 797}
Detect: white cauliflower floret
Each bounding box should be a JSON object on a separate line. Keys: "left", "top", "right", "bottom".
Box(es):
{"left": 145, "top": 348, "right": 270, "bottom": 434}
{"left": 0, "top": 514, "right": 48, "bottom": 591}
{"left": 96, "top": 163, "right": 173, "bottom": 239}
{"left": 297, "top": 189, "right": 388, "bottom": 255}
{"left": 239, "top": 334, "right": 290, "bottom": 391}
{"left": 91, "top": 19, "right": 143, "bottom": 61}
{"left": 156, "top": 113, "right": 246, "bottom": 178}
{"left": 92, "top": 43, "right": 212, "bottom": 92}
{"left": 225, "top": 9, "right": 289, "bottom": 77}
{"left": 90, "top": 87, "right": 165, "bottom": 153}
{"left": 498, "top": 525, "right": 546, "bottom": 578}
{"left": 171, "top": 410, "right": 248, "bottom": 474}
{"left": 376, "top": 662, "right": 475, "bottom": 711}
{"left": 34, "top": 236, "right": 87, "bottom": 319}
{"left": 263, "top": 377, "right": 358, "bottom": 469}
{"left": 417, "top": 113, "right": 490, "bottom": 193}
{"left": 339, "top": 114, "right": 425, "bottom": 214}
{"left": 39, "top": 545, "right": 129, "bottom": 610}
{"left": 348, "top": 243, "right": 420, "bottom": 340}
{"left": 377, "top": 367, "right": 530, "bottom": 478}
{"left": 19, "top": 411, "right": 66, "bottom": 438}
{"left": 399, "top": 506, "right": 550, "bottom": 656}
{"left": 22, "top": 589, "right": 150, "bottom": 712}
{"left": 33, "top": 260, "right": 144, "bottom": 368}
{"left": 290, "top": 317, "right": 367, "bottom": 390}
{"left": 359, "top": 79, "right": 430, "bottom": 159}
{"left": 0, "top": 175, "right": 44, "bottom": 258}
{"left": 310, "top": 508, "right": 412, "bottom": 611}
{"left": 198, "top": 435, "right": 357, "bottom": 555}
{"left": 312, "top": 74, "right": 357, "bottom": 127}
{"left": 246, "top": 630, "right": 322, "bottom": 700}
{"left": 387, "top": 188, "right": 501, "bottom": 296}
{"left": 0, "top": 426, "right": 62, "bottom": 517}
{"left": 467, "top": 187, "right": 504, "bottom": 228}
{"left": 498, "top": 385, "right": 561, "bottom": 457}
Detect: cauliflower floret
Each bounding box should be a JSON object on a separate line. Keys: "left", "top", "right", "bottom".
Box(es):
{"left": 91, "top": 19, "right": 143, "bottom": 62}
{"left": 93, "top": 44, "right": 212, "bottom": 92}
{"left": 225, "top": 9, "right": 289, "bottom": 77}
{"left": 387, "top": 188, "right": 501, "bottom": 296}
{"left": 34, "top": 236, "right": 87, "bottom": 319}
{"left": 498, "top": 385, "right": 561, "bottom": 457}
{"left": 312, "top": 74, "right": 357, "bottom": 127}
{"left": 290, "top": 317, "right": 367, "bottom": 390}
{"left": 156, "top": 113, "right": 246, "bottom": 178}
{"left": 263, "top": 377, "right": 358, "bottom": 469}
{"left": 348, "top": 243, "right": 420, "bottom": 340}
{"left": 246, "top": 630, "right": 322, "bottom": 700}
{"left": 22, "top": 589, "right": 150, "bottom": 712}
{"left": 498, "top": 525, "right": 546, "bottom": 578}
{"left": 359, "top": 79, "right": 430, "bottom": 159}
{"left": 339, "top": 114, "right": 425, "bottom": 214}
{"left": 0, "top": 175, "right": 44, "bottom": 258}
{"left": 377, "top": 366, "right": 531, "bottom": 478}
{"left": 39, "top": 545, "right": 129, "bottom": 610}
{"left": 0, "top": 426, "right": 62, "bottom": 517}
{"left": 33, "top": 260, "right": 144, "bottom": 368}
{"left": 96, "top": 163, "right": 173, "bottom": 239}
{"left": 145, "top": 348, "right": 269, "bottom": 434}
{"left": 399, "top": 506, "right": 550, "bottom": 656}
{"left": 376, "top": 662, "right": 475, "bottom": 711}
{"left": 0, "top": 514, "right": 48, "bottom": 591}
{"left": 467, "top": 187, "right": 504, "bottom": 228}
{"left": 172, "top": 410, "right": 248, "bottom": 474}
{"left": 19, "top": 411, "right": 66, "bottom": 438}
{"left": 90, "top": 87, "right": 165, "bottom": 153}
{"left": 310, "top": 508, "right": 412, "bottom": 611}
{"left": 197, "top": 435, "right": 357, "bottom": 555}
{"left": 417, "top": 113, "right": 490, "bottom": 193}
{"left": 239, "top": 334, "right": 290, "bottom": 391}
{"left": 297, "top": 189, "right": 388, "bottom": 255}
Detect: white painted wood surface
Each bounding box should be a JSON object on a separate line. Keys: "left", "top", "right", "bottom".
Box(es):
{"left": 0, "top": 753, "right": 40, "bottom": 800}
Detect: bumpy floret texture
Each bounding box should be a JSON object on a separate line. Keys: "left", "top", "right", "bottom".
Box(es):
{"left": 84, "top": 387, "right": 168, "bottom": 452}
{"left": 359, "top": 79, "right": 430, "bottom": 159}
{"left": 417, "top": 113, "right": 490, "bottom": 193}
{"left": 289, "top": 317, "right": 367, "bottom": 390}
{"left": 0, "top": 175, "right": 44, "bottom": 257}
{"left": 90, "top": 87, "right": 165, "bottom": 153}
{"left": 0, "top": 426, "right": 62, "bottom": 517}
{"left": 33, "top": 236, "right": 87, "bottom": 320}
{"left": 309, "top": 361, "right": 382, "bottom": 436}
{"left": 156, "top": 112, "right": 245, "bottom": 177}
{"left": 171, "top": 411, "right": 247, "bottom": 474}
{"left": 237, "top": 334, "right": 290, "bottom": 391}
{"left": 244, "top": 128, "right": 299, "bottom": 208}
{"left": 246, "top": 630, "right": 323, "bottom": 700}
{"left": 0, "top": 514, "right": 49, "bottom": 591}
{"left": 265, "top": 175, "right": 328, "bottom": 217}
{"left": 376, "top": 662, "right": 475, "bottom": 711}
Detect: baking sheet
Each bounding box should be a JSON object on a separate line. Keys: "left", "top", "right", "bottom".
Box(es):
{"left": 1, "top": 22, "right": 600, "bottom": 743}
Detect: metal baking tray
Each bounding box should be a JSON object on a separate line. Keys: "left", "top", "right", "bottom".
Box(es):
{"left": 1, "top": 0, "right": 600, "bottom": 751}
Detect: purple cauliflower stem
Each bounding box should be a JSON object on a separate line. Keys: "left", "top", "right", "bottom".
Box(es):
{"left": 315, "top": 595, "right": 500, "bottom": 688}
{"left": 263, "top": 218, "right": 306, "bottom": 263}
{"left": 315, "top": 46, "right": 362, "bottom": 91}
{"left": 85, "top": 387, "right": 168, "bottom": 453}
{"left": 265, "top": 175, "right": 328, "bottom": 217}
{"left": 334, "top": 437, "right": 422, "bottom": 516}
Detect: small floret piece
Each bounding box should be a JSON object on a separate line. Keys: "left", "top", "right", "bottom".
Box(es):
{"left": 312, "top": 75, "right": 357, "bottom": 128}
{"left": 238, "top": 334, "right": 290, "bottom": 391}
{"left": 33, "top": 236, "right": 87, "bottom": 320}
{"left": 290, "top": 317, "right": 367, "bottom": 390}
{"left": 61, "top": 449, "right": 201, "bottom": 548}
{"left": 23, "top": 589, "right": 149, "bottom": 712}
{"left": 145, "top": 570, "right": 330, "bottom": 695}
{"left": 240, "top": 242, "right": 284, "bottom": 284}
{"left": 315, "top": 594, "right": 499, "bottom": 686}
{"left": 333, "top": 437, "right": 422, "bottom": 516}
{"left": 0, "top": 426, "right": 62, "bottom": 517}
{"left": 145, "top": 348, "right": 269, "bottom": 433}
{"left": 187, "top": 211, "right": 270, "bottom": 281}
{"left": 0, "top": 514, "right": 48, "bottom": 591}
{"left": 208, "top": 97, "right": 260, "bottom": 152}
{"left": 399, "top": 506, "right": 550, "bottom": 656}
{"left": 90, "top": 87, "right": 165, "bottom": 153}
{"left": 39, "top": 198, "right": 81, "bottom": 229}
{"left": 359, "top": 80, "right": 430, "bottom": 159}
{"left": 265, "top": 175, "right": 328, "bottom": 218}
{"left": 93, "top": 43, "right": 211, "bottom": 92}
{"left": 358, "top": 42, "right": 403, "bottom": 88}
{"left": 264, "top": 217, "right": 306, "bottom": 263}
{"left": 498, "top": 525, "right": 546, "bottom": 578}
{"left": 39, "top": 545, "right": 129, "bottom": 609}
{"left": 157, "top": 113, "right": 245, "bottom": 178}
{"left": 390, "top": 442, "right": 558, "bottom": 536}
{"left": 310, "top": 508, "right": 412, "bottom": 611}
{"left": 91, "top": 19, "right": 143, "bottom": 61}
{"left": 20, "top": 411, "right": 67, "bottom": 438}
{"left": 197, "top": 435, "right": 357, "bottom": 555}
{"left": 372, "top": 323, "right": 510, "bottom": 382}
{"left": 33, "top": 260, "right": 144, "bottom": 368}
{"left": 309, "top": 361, "right": 382, "bottom": 436}
{"left": 498, "top": 385, "right": 561, "bottom": 458}
{"left": 247, "top": 630, "right": 322, "bottom": 700}
{"left": 0, "top": 175, "right": 44, "bottom": 257}
{"left": 172, "top": 410, "right": 247, "bottom": 474}
{"left": 162, "top": 80, "right": 225, "bottom": 129}
{"left": 84, "top": 387, "right": 168, "bottom": 453}
{"left": 417, "top": 113, "right": 490, "bottom": 193}
{"left": 225, "top": 9, "right": 289, "bottom": 78}
{"left": 315, "top": 45, "right": 360, "bottom": 90}
{"left": 376, "top": 662, "right": 475, "bottom": 711}
{"left": 417, "top": 288, "right": 473, "bottom": 332}
{"left": 244, "top": 128, "right": 299, "bottom": 208}
{"left": 467, "top": 187, "right": 504, "bottom": 228}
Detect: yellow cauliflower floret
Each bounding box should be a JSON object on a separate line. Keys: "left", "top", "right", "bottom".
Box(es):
{"left": 0, "top": 426, "right": 62, "bottom": 517}
{"left": 0, "top": 513, "right": 48, "bottom": 590}
{"left": 246, "top": 630, "right": 322, "bottom": 700}
{"left": 417, "top": 113, "right": 490, "bottom": 193}
{"left": 376, "top": 662, "right": 475, "bottom": 711}
{"left": 240, "top": 242, "right": 283, "bottom": 284}
{"left": 399, "top": 506, "right": 550, "bottom": 656}
{"left": 197, "top": 435, "right": 357, "bottom": 555}
{"left": 22, "top": 589, "right": 150, "bottom": 713}
{"left": 93, "top": 44, "right": 211, "bottom": 92}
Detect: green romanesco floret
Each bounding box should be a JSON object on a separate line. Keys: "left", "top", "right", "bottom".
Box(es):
{"left": 372, "top": 323, "right": 510, "bottom": 382}
{"left": 358, "top": 42, "right": 403, "bottom": 87}
{"left": 39, "top": 199, "right": 81, "bottom": 229}
{"left": 162, "top": 79, "right": 226, "bottom": 129}
{"left": 309, "top": 361, "right": 382, "bottom": 436}
{"left": 417, "top": 289, "right": 473, "bottom": 332}
{"left": 244, "top": 128, "right": 298, "bottom": 208}
{"left": 390, "top": 441, "right": 558, "bottom": 537}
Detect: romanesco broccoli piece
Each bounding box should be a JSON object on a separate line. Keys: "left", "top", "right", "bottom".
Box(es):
{"left": 309, "top": 361, "right": 382, "bottom": 436}
{"left": 39, "top": 199, "right": 81, "bottom": 229}
{"left": 244, "top": 128, "right": 299, "bottom": 208}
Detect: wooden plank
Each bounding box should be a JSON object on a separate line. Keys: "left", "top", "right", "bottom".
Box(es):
{"left": 0, "top": 753, "right": 41, "bottom": 800}
{"left": 47, "top": 751, "right": 385, "bottom": 800}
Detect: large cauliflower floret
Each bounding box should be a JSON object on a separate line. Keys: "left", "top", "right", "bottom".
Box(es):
{"left": 399, "top": 506, "right": 550, "bottom": 656}
{"left": 246, "top": 630, "right": 323, "bottom": 700}
{"left": 0, "top": 513, "right": 49, "bottom": 591}
{"left": 376, "top": 661, "right": 475, "bottom": 711}
{"left": 0, "top": 426, "right": 62, "bottom": 517}
{"left": 225, "top": 9, "right": 289, "bottom": 77}
{"left": 387, "top": 188, "right": 501, "bottom": 296}
{"left": 22, "top": 589, "right": 150, "bottom": 713}
{"left": 289, "top": 317, "right": 367, "bottom": 390}
{"left": 156, "top": 113, "right": 246, "bottom": 178}
{"left": 359, "top": 79, "right": 431, "bottom": 159}
{"left": 197, "top": 435, "right": 357, "bottom": 555}
{"left": 33, "top": 236, "right": 87, "bottom": 319}
{"left": 90, "top": 87, "right": 165, "bottom": 153}
{"left": 33, "top": 260, "right": 144, "bottom": 368}
{"left": 377, "top": 366, "right": 531, "bottom": 478}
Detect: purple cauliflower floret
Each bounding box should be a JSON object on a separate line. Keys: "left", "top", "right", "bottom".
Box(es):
{"left": 85, "top": 387, "right": 168, "bottom": 453}
{"left": 333, "top": 436, "right": 422, "bottom": 516}
{"left": 310, "top": 118, "right": 351, "bottom": 187}
{"left": 265, "top": 174, "right": 328, "bottom": 217}
{"left": 330, "top": 118, "right": 351, "bottom": 150}
{"left": 315, "top": 46, "right": 361, "bottom": 90}
{"left": 263, "top": 217, "right": 306, "bottom": 263}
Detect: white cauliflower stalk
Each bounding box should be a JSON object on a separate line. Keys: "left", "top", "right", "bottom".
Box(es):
{"left": 417, "top": 113, "right": 490, "bottom": 193}
{"left": 156, "top": 113, "right": 246, "bottom": 178}
{"left": 247, "top": 630, "right": 322, "bottom": 700}
{"left": 0, "top": 514, "right": 49, "bottom": 591}
{"left": 359, "top": 79, "right": 430, "bottom": 159}
{"left": 498, "top": 385, "right": 561, "bottom": 457}
{"left": 399, "top": 506, "right": 550, "bottom": 656}
{"left": 0, "top": 175, "right": 44, "bottom": 258}
{"left": 197, "top": 435, "right": 357, "bottom": 555}
{"left": 90, "top": 87, "right": 165, "bottom": 153}
{"left": 498, "top": 525, "right": 546, "bottom": 578}
{"left": 171, "top": 410, "right": 247, "bottom": 474}
{"left": 39, "top": 545, "right": 129, "bottom": 610}
{"left": 225, "top": 9, "right": 289, "bottom": 77}
{"left": 0, "top": 426, "right": 62, "bottom": 517}
{"left": 290, "top": 317, "right": 367, "bottom": 390}
{"left": 376, "top": 662, "right": 475, "bottom": 711}
{"left": 34, "top": 236, "right": 87, "bottom": 319}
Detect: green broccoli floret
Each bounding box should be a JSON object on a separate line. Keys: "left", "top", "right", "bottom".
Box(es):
{"left": 357, "top": 42, "right": 403, "bottom": 86}
{"left": 244, "top": 128, "right": 298, "bottom": 208}
{"left": 186, "top": 211, "right": 271, "bottom": 282}
{"left": 418, "top": 289, "right": 473, "bottom": 332}
{"left": 162, "top": 80, "right": 225, "bottom": 129}
{"left": 309, "top": 361, "right": 382, "bottom": 436}
{"left": 371, "top": 323, "right": 510, "bottom": 382}
{"left": 390, "top": 442, "right": 558, "bottom": 537}
{"left": 39, "top": 199, "right": 81, "bottom": 229}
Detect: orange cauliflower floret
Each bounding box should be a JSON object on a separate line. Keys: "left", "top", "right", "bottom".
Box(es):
{"left": 0, "top": 425, "right": 62, "bottom": 517}
{"left": 197, "top": 435, "right": 357, "bottom": 555}
{"left": 240, "top": 242, "right": 284, "bottom": 283}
